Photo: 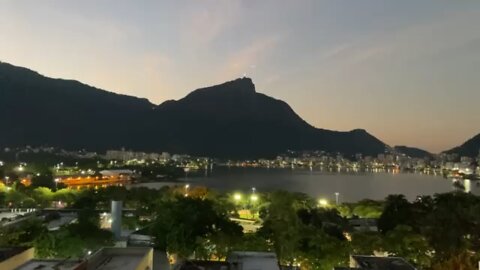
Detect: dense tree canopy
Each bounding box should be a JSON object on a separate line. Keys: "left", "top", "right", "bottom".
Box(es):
{"left": 1, "top": 180, "right": 480, "bottom": 270}
{"left": 150, "top": 196, "right": 243, "bottom": 259}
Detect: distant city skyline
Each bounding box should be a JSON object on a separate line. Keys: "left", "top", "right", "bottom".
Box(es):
{"left": 1, "top": 0, "right": 479, "bottom": 153}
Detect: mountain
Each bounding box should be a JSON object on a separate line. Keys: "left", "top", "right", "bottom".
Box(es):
{"left": 393, "top": 146, "right": 433, "bottom": 159}
{"left": 0, "top": 62, "right": 154, "bottom": 151}
{"left": 0, "top": 62, "right": 387, "bottom": 158}
{"left": 444, "top": 133, "right": 480, "bottom": 157}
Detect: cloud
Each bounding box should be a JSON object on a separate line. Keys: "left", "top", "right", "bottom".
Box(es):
{"left": 219, "top": 35, "right": 281, "bottom": 79}
{"left": 318, "top": 9, "right": 480, "bottom": 69}
{"left": 180, "top": 1, "right": 242, "bottom": 48}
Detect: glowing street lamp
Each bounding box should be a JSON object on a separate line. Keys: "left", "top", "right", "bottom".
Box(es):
{"left": 319, "top": 199, "right": 329, "bottom": 207}
{"left": 184, "top": 184, "right": 190, "bottom": 197}
{"left": 233, "top": 193, "right": 242, "bottom": 202}
{"left": 250, "top": 194, "right": 259, "bottom": 202}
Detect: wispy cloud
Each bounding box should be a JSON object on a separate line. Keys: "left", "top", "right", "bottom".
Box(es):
{"left": 318, "top": 9, "right": 480, "bottom": 69}
{"left": 219, "top": 35, "right": 281, "bottom": 79}
{"left": 180, "top": 1, "right": 241, "bottom": 48}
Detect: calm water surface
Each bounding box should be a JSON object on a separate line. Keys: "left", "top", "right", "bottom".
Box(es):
{"left": 134, "top": 167, "right": 477, "bottom": 202}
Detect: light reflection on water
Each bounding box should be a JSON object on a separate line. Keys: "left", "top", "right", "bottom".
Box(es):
{"left": 131, "top": 167, "right": 475, "bottom": 202}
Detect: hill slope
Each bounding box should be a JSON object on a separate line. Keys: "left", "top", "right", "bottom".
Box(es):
{"left": 0, "top": 62, "right": 387, "bottom": 158}
{"left": 394, "top": 146, "right": 433, "bottom": 159}
{"left": 0, "top": 62, "right": 154, "bottom": 150}
{"left": 444, "top": 133, "right": 480, "bottom": 157}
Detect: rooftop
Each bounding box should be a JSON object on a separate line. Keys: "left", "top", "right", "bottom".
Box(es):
{"left": 0, "top": 247, "right": 30, "bottom": 263}
{"left": 228, "top": 251, "right": 278, "bottom": 259}
{"left": 178, "top": 260, "right": 230, "bottom": 270}
{"left": 15, "top": 259, "right": 85, "bottom": 270}
{"left": 352, "top": 256, "right": 416, "bottom": 270}
{"left": 86, "top": 247, "right": 152, "bottom": 270}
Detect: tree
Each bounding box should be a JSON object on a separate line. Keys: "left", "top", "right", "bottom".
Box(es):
{"left": 422, "top": 192, "right": 480, "bottom": 258}
{"left": 52, "top": 188, "right": 78, "bottom": 206}
{"left": 350, "top": 231, "right": 382, "bottom": 255}
{"left": 35, "top": 224, "right": 112, "bottom": 259}
{"left": 5, "top": 189, "right": 30, "bottom": 207}
{"left": 352, "top": 200, "right": 384, "bottom": 218}
{"left": 150, "top": 196, "right": 242, "bottom": 260}
{"left": 297, "top": 208, "right": 348, "bottom": 240}
{"left": 32, "top": 187, "right": 54, "bottom": 207}
{"left": 0, "top": 218, "right": 46, "bottom": 247}
{"left": 31, "top": 172, "right": 55, "bottom": 189}
{"left": 0, "top": 190, "right": 6, "bottom": 207}
{"left": 231, "top": 233, "right": 272, "bottom": 252}
{"left": 259, "top": 191, "right": 304, "bottom": 265}
{"left": 430, "top": 251, "right": 479, "bottom": 270}
{"left": 297, "top": 226, "right": 350, "bottom": 270}
{"left": 382, "top": 225, "right": 432, "bottom": 268}
{"left": 378, "top": 195, "right": 412, "bottom": 233}
{"left": 336, "top": 200, "right": 384, "bottom": 219}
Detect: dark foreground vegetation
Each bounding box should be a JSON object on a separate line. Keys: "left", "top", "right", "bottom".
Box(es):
{"left": 1, "top": 182, "right": 479, "bottom": 270}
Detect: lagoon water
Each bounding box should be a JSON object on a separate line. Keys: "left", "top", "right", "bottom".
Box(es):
{"left": 134, "top": 167, "right": 477, "bottom": 202}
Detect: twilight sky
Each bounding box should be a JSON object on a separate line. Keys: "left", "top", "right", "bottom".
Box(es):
{"left": 1, "top": 1, "right": 479, "bottom": 153}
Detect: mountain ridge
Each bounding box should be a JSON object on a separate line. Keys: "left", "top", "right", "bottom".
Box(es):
{"left": 393, "top": 145, "right": 433, "bottom": 159}
{"left": 444, "top": 133, "right": 480, "bottom": 157}
{"left": 0, "top": 61, "right": 387, "bottom": 158}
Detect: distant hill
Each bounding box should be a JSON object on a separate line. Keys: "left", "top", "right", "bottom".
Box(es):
{"left": 393, "top": 146, "right": 433, "bottom": 159}
{"left": 444, "top": 133, "right": 480, "bottom": 157}
{"left": 0, "top": 62, "right": 387, "bottom": 158}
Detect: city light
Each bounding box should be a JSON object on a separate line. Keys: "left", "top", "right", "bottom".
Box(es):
{"left": 251, "top": 194, "right": 259, "bottom": 202}
{"left": 233, "top": 193, "right": 242, "bottom": 201}
{"left": 319, "top": 199, "right": 328, "bottom": 207}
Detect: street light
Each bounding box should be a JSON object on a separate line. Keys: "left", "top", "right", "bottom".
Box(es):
{"left": 335, "top": 192, "right": 340, "bottom": 205}
{"left": 184, "top": 184, "right": 190, "bottom": 197}
{"left": 319, "top": 199, "right": 329, "bottom": 207}
{"left": 250, "top": 194, "right": 259, "bottom": 202}
{"left": 233, "top": 193, "right": 242, "bottom": 202}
